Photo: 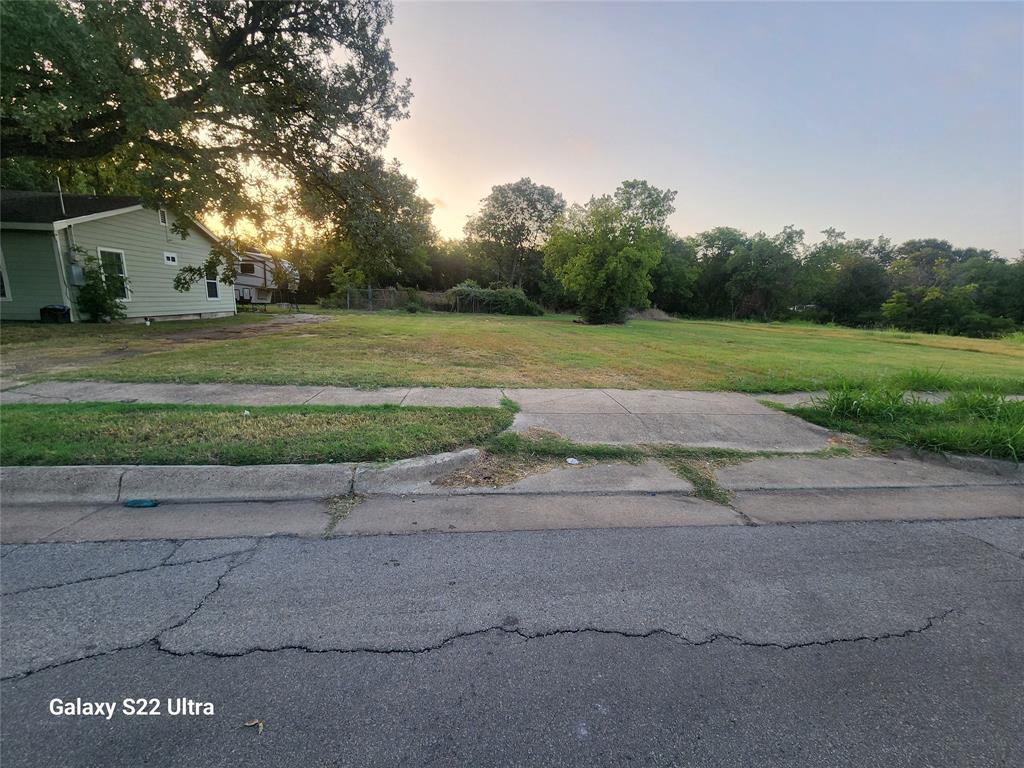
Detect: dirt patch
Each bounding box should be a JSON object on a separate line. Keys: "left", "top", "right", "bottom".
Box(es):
{"left": 519, "top": 427, "right": 566, "bottom": 441}
{"left": 435, "top": 451, "right": 593, "bottom": 489}
{"left": 0, "top": 313, "right": 329, "bottom": 385}
{"left": 826, "top": 432, "right": 875, "bottom": 456}
{"left": 1, "top": 346, "right": 140, "bottom": 382}
{"left": 627, "top": 308, "right": 674, "bottom": 321}
{"left": 161, "top": 313, "right": 330, "bottom": 343}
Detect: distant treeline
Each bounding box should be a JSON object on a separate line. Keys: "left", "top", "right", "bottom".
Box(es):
{"left": 296, "top": 226, "right": 1023, "bottom": 337}
{"left": 285, "top": 178, "right": 1022, "bottom": 337}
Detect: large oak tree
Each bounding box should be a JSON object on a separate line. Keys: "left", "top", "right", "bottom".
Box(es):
{"left": 1, "top": 0, "right": 412, "bottom": 229}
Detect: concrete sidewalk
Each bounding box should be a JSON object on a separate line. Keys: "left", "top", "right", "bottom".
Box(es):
{"left": 0, "top": 380, "right": 504, "bottom": 407}
{"left": 2, "top": 381, "right": 831, "bottom": 451}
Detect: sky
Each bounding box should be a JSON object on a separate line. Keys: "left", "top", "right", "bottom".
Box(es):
{"left": 383, "top": 1, "right": 1024, "bottom": 259}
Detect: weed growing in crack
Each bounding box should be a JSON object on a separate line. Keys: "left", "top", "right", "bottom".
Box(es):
{"left": 324, "top": 495, "right": 362, "bottom": 537}
{"left": 482, "top": 434, "right": 865, "bottom": 506}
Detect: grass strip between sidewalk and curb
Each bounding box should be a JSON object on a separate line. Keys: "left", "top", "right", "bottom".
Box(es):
{"left": 0, "top": 402, "right": 515, "bottom": 466}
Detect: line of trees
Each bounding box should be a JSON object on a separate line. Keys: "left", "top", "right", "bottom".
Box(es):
{"left": 291, "top": 177, "right": 1023, "bottom": 336}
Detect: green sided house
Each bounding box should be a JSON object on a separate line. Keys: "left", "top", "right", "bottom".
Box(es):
{"left": 0, "top": 190, "right": 236, "bottom": 322}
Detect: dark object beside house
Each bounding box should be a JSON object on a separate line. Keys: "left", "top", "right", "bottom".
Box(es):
{"left": 39, "top": 304, "right": 71, "bottom": 323}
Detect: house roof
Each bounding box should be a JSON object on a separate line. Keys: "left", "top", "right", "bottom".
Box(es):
{"left": 0, "top": 190, "right": 142, "bottom": 223}
{"left": 0, "top": 189, "right": 223, "bottom": 246}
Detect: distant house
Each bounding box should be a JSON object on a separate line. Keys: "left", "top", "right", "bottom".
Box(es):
{"left": 0, "top": 190, "right": 236, "bottom": 322}
{"left": 235, "top": 251, "right": 289, "bottom": 305}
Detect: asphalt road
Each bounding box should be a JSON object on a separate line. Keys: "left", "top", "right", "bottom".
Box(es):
{"left": 2, "top": 518, "right": 1022, "bottom": 767}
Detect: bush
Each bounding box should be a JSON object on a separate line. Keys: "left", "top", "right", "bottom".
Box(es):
{"left": 445, "top": 282, "right": 544, "bottom": 316}
{"left": 401, "top": 287, "right": 427, "bottom": 313}
{"left": 76, "top": 255, "right": 127, "bottom": 322}
{"left": 953, "top": 312, "right": 1017, "bottom": 339}
{"left": 317, "top": 295, "right": 346, "bottom": 309}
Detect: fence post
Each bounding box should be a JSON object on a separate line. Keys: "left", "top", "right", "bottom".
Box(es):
{"left": 368, "top": 285, "right": 373, "bottom": 311}
{"left": 347, "top": 286, "right": 351, "bottom": 310}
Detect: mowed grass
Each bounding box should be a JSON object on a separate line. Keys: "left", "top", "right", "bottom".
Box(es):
{"left": 7, "top": 311, "right": 1024, "bottom": 393}
{"left": 0, "top": 402, "right": 513, "bottom": 465}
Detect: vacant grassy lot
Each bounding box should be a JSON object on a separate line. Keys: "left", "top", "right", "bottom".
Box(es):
{"left": 0, "top": 402, "right": 512, "bottom": 465}
{"left": 0, "top": 313, "right": 279, "bottom": 380}
{"left": 5, "top": 312, "right": 1023, "bottom": 392}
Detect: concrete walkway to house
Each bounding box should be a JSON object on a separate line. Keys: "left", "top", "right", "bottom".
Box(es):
{"left": 1, "top": 381, "right": 832, "bottom": 452}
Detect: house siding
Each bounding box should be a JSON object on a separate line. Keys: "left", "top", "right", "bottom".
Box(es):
{"left": 0, "top": 230, "right": 66, "bottom": 321}
{"left": 68, "top": 208, "right": 236, "bottom": 319}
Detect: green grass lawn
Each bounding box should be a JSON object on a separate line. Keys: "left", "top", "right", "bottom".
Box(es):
{"left": 0, "top": 402, "right": 513, "bottom": 465}
{"left": 787, "top": 389, "right": 1024, "bottom": 461}
{"left": 4, "top": 311, "right": 1023, "bottom": 392}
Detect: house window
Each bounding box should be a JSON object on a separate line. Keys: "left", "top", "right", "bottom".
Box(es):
{"left": 206, "top": 279, "right": 220, "bottom": 300}
{"left": 163, "top": 251, "right": 177, "bottom": 265}
{"left": 98, "top": 248, "right": 129, "bottom": 300}
{"left": 240, "top": 262, "right": 256, "bottom": 274}
{"left": 158, "top": 209, "right": 168, "bottom": 226}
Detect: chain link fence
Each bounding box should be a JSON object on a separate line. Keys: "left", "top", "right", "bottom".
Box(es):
{"left": 337, "top": 287, "right": 474, "bottom": 312}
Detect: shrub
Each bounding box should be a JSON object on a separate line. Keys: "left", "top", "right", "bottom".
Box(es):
{"left": 76, "top": 254, "right": 127, "bottom": 322}
{"left": 317, "top": 294, "right": 346, "bottom": 309}
{"left": 398, "top": 287, "right": 426, "bottom": 313}
{"left": 953, "top": 312, "right": 1016, "bottom": 339}
{"left": 445, "top": 282, "right": 544, "bottom": 316}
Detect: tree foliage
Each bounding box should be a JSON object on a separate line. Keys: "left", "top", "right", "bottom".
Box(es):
{"left": 650, "top": 235, "right": 699, "bottom": 315}
{"left": 301, "top": 159, "right": 436, "bottom": 286}
{"left": 543, "top": 180, "right": 676, "bottom": 324}
{"left": 465, "top": 178, "right": 566, "bottom": 288}
{"left": 172, "top": 242, "right": 238, "bottom": 293}
{"left": 725, "top": 226, "right": 803, "bottom": 320}
{"left": 2, "top": 0, "right": 410, "bottom": 224}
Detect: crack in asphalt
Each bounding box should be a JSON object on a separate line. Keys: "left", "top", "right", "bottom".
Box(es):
{"left": 0, "top": 535, "right": 957, "bottom": 681}
{"left": 5, "top": 608, "right": 954, "bottom": 682}
{"left": 0, "top": 542, "right": 261, "bottom": 681}
{"left": 153, "top": 608, "right": 956, "bottom": 661}
{"left": 948, "top": 528, "right": 1024, "bottom": 561}
{"left": 114, "top": 470, "right": 126, "bottom": 502}
{"left": 155, "top": 541, "right": 264, "bottom": 639}
{"left": 1, "top": 543, "right": 255, "bottom": 597}
{"left": 160, "top": 540, "right": 188, "bottom": 565}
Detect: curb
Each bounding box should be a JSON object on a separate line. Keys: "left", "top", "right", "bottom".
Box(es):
{"left": 352, "top": 449, "right": 481, "bottom": 495}
{"left": 1, "top": 463, "right": 357, "bottom": 504}
{"left": 0, "top": 450, "right": 482, "bottom": 504}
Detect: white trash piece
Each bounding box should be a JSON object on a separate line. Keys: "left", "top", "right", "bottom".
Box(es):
{"left": 566, "top": 457, "right": 580, "bottom": 465}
